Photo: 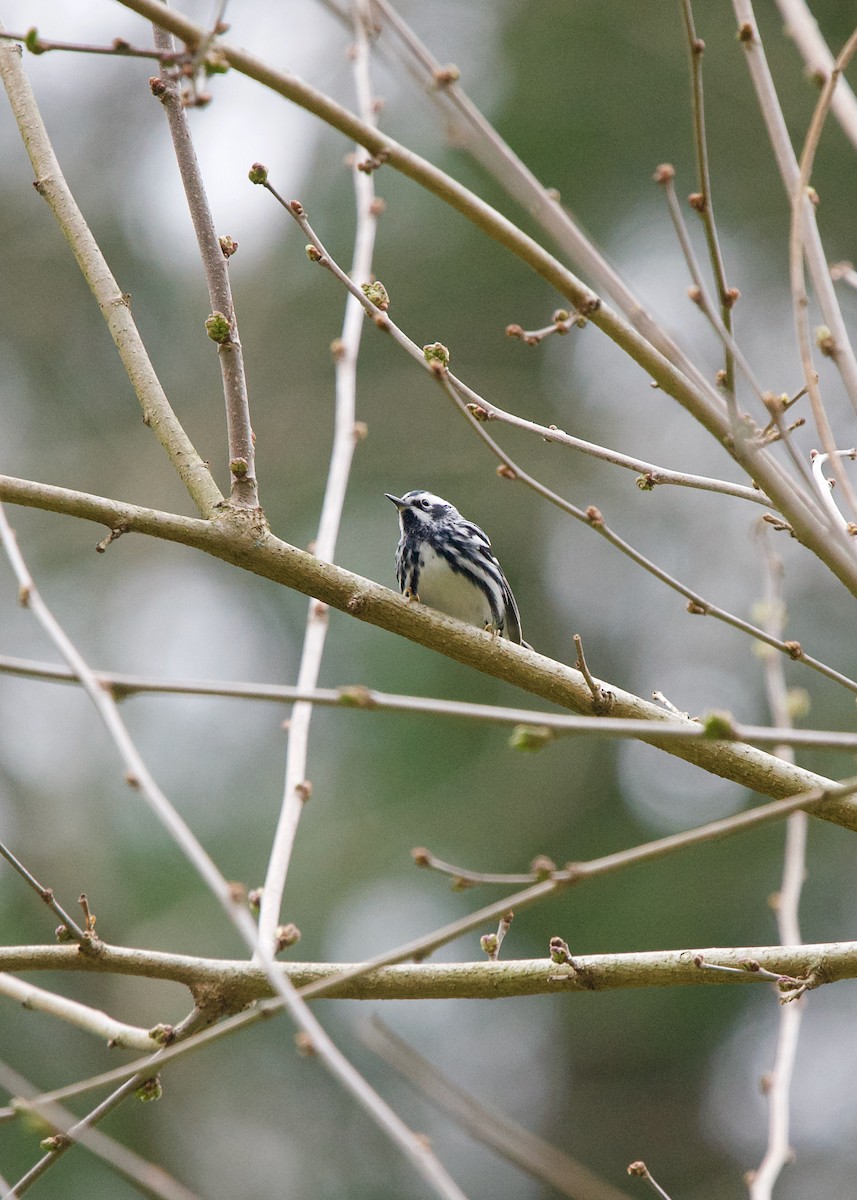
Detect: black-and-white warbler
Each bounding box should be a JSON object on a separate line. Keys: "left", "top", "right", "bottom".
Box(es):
{"left": 385, "top": 489, "right": 524, "bottom": 644}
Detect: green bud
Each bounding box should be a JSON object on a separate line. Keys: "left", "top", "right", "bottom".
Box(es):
{"left": 306, "top": 244, "right": 322, "bottom": 262}
{"left": 480, "top": 933, "right": 499, "bottom": 958}
{"left": 549, "top": 936, "right": 573, "bottom": 964}
{"left": 248, "top": 162, "right": 268, "bottom": 185}
{"left": 25, "top": 28, "right": 46, "bottom": 54}
{"left": 701, "top": 710, "right": 738, "bottom": 740}
{"left": 40, "top": 1134, "right": 70, "bottom": 1153}
{"left": 361, "top": 280, "right": 390, "bottom": 310}
{"left": 205, "top": 312, "right": 231, "bottom": 343}
{"left": 11, "top": 1100, "right": 54, "bottom": 1137}
{"left": 338, "top": 686, "right": 376, "bottom": 708}
{"left": 275, "top": 923, "right": 301, "bottom": 952}
{"left": 134, "top": 1075, "right": 163, "bottom": 1103}
{"left": 203, "top": 50, "right": 229, "bottom": 76}
{"left": 786, "top": 687, "right": 810, "bottom": 720}
{"left": 423, "top": 341, "right": 450, "bottom": 368}
{"left": 509, "top": 724, "right": 554, "bottom": 752}
{"left": 815, "top": 325, "right": 836, "bottom": 356}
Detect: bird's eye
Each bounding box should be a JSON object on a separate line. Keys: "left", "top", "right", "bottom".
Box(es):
{"left": 420, "top": 498, "right": 430, "bottom": 509}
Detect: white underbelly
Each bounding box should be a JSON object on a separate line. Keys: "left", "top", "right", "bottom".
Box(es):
{"left": 416, "top": 545, "right": 494, "bottom": 629}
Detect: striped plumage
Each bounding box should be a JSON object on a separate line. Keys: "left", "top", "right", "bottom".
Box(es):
{"left": 385, "top": 490, "right": 523, "bottom": 644}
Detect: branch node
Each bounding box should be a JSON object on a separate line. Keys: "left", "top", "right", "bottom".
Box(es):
{"left": 95, "top": 524, "right": 128, "bottom": 553}
{"left": 338, "top": 685, "right": 377, "bottom": 708}
{"left": 549, "top": 936, "right": 575, "bottom": 966}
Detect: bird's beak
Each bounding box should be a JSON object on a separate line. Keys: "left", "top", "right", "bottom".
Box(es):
{"left": 385, "top": 493, "right": 405, "bottom": 508}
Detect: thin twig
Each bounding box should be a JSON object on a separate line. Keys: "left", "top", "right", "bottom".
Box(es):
{"left": 460, "top": 379, "right": 773, "bottom": 507}
{"left": 680, "top": 0, "right": 737, "bottom": 401}
{"left": 0, "top": 1061, "right": 201, "bottom": 1200}
{"left": 0, "top": 975, "right": 157, "bottom": 1051}
{"left": 749, "top": 529, "right": 806, "bottom": 1200}
{"left": 627, "top": 1161, "right": 674, "bottom": 1200}
{"left": 0, "top": 29, "right": 188, "bottom": 61}
{"left": 5, "top": 651, "right": 857, "bottom": 750}
{"left": 410, "top": 773, "right": 850, "bottom": 892}
{"left": 0, "top": 842, "right": 88, "bottom": 943}
{"left": 573, "top": 633, "right": 613, "bottom": 711}
{"left": 788, "top": 26, "right": 857, "bottom": 523}
{"left": 8, "top": 1066, "right": 182, "bottom": 1196}
{"left": 152, "top": 25, "right": 258, "bottom": 508}
{"left": 810, "top": 447, "right": 857, "bottom": 530}
{"left": 297, "top": 772, "right": 857, "bottom": 997}
{"left": 655, "top": 165, "right": 762, "bottom": 402}
{"left": 364, "top": 1019, "right": 633, "bottom": 1200}
{"left": 734, "top": 1, "right": 857, "bottom": 424}
{"left": 774, "top": 0, "right": 857, "bottom": 152}
{"left": 257, "top": 0, "right": 380, "bottom": 954}
{"left": 0, "top": 503, "right": 252, "bottom": 934}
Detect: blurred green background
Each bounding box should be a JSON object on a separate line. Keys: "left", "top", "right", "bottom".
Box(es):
{"left": 2, "top": 1, "right": 857, "bottom": 1196}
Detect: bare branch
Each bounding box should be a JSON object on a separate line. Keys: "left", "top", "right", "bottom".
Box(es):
{"left": 0, "top": 28, "right": 189, "bottom": 60}
{"left": 774, "top": 0, "right": 857, "bottom": 151}
{"left": 364, "top": 1019, "right": 633, "bottom": 1200}
{"left": 2, "top": 939, "right": 854, "bottom": 1008}
{"left": 734, "top": 1, "right": 857, "bottom": 425}
{"left": 151, "top": 24, "right": 258, "bottom": 508}
{"left": 4, "top": 651, "right": 857, "bottom": 751}
{"left": 257, "top": 0, "right": 381, "bottom": 954}
{"left": 0, "top": 842, "right": 89, "bottom": 943}
{"left": 2, "top": 473, "right": 857, "bottom": 828}
{"left": 680, "top": 1, "right": 737, "bottom": 399}
{"left": 655, "top": 164, "right": 764, "bottom": 403}
{"left": 0, "top": 1060, "right": 200, "bottom": 1200}
{"left": 0, "top": 976, "right": 157, "bottom": 1052}
{"left": 0, "top": 33, "right": 222, "bottom": 516}
{"left": 749, "top": 531, "right": 806, "bottom": 1200}
{"left": 788, "top": 27, "right": 857, "bottom": 520}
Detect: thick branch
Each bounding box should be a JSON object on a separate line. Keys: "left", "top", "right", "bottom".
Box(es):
{"left": 1, "top": 473, "right": 856, "bottom": 830}
{"left": 4, "top": 941, "right": 855, "bottom": 1001}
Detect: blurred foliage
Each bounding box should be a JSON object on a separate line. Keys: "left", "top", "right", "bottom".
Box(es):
{"left": 2, "top": 1, "right": 857, "bottom": 1197}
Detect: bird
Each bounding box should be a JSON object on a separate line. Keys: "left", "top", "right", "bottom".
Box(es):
{"left": 385, "top": 489, "right": 524, "bottom": 644}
